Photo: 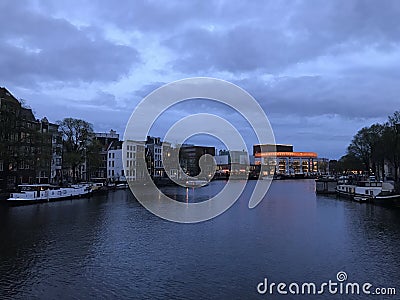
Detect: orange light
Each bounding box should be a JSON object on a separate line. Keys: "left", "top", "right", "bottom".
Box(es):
{"left": 255, "top": 151, "right": 317, "bottom": 158}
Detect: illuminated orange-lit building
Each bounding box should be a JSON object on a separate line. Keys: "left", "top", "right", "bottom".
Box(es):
{"left": 253, "top": 144, "right": 318, "bottom": 177}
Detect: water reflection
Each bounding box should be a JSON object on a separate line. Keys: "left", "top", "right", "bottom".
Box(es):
{"left": 161, "top": 180, "right": 225, "bottom": 203}
{"left": 0, "top": 180, "right": 399, "bottom": 299}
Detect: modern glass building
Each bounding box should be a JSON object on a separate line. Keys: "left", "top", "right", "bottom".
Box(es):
{"left": 253, "top": 144, "right": 318, "bottom": 177}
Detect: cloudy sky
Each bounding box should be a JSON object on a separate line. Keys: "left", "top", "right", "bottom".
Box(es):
{"left": 1, "top": 0, "right": 399, "bottom": 159}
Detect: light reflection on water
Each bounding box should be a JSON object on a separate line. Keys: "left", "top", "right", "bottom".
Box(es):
{"left": 0, "top": 180, "right": 399, "bottom": 299}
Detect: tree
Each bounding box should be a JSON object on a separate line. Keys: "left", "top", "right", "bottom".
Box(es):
{"left": 86, "top": 139, "right": 103, "bottom": 180}
{"left": 383, "top": 111, "right": 400, "bottom": 182}
{"left": 57, "top": 118, "right": 94, "bottom": 183}
{"left": 338, "top": 154, "right": 364, "bottom": 173}
{"left": 368, "top": 124, "right": 385, "bottom": 178}
{"left": 344, "top": 111, "right": 400, "bottom": 183}
{"left": 347, "top": 124, "right": 384, "bottom": 175}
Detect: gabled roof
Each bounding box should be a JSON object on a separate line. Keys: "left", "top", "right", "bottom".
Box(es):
{"left": 0, "top": 87, "right": 20, "bottom": 106}
{"left": 20, "top": 107, "right": 36, "bottom": 122}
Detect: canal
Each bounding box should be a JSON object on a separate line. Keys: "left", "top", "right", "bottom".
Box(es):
{"left": 0, "top": 180, "right": 399, "bottom": 299}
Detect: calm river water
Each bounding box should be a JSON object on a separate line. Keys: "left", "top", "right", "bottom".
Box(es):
{"left": 0, "top": 180, "right": 399, "bottom": 299}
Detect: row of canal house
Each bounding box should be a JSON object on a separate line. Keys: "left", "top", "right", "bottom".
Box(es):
{"left": 0, "top": 88, "right": 128, "bottom": 190}
{"left": 107, "top": 138, "right": 218, "bottom": 182}
{"left": 107, "top": 137, "right": 326, "bottom": 183}
{"left": 1, "top": 87, "right": 326, "bottom": 190}
{"left": 0, "top": 87, "right": 63, "bottom": 191}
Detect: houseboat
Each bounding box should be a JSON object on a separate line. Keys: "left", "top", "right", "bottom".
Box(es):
{"left": 7, "top": 184, "right": 92, "bottom": 205}
{"left": 336, "top": 183, "right": 357, "bottom": 199}
{"left": 372, "top": 181, "right": 400, "bottom": 206}
{"left": 354, "top": 181, "right": 384, "bottom": 202}
{"left": 336, "top": 180, "right": 395, "bottom": 203}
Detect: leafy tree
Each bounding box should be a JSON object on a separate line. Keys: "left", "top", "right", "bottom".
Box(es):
{"left": 383, "top": 111, "right": 400, "bottom": 181}
{"left": 368, "top": 124, "right": 385, "bottom": 178}
{"left": 338, "top": 154, "right": 364, "bottom": 173}
{"left": 57, "top": 118, "right": 94, "bottom": 183}
{"left": 345, "top": 111, "right": 400, "bottom": 182}
{"left": 86, "top": 139, "right": 103, "bottom": 180}
{"left": 347, "top": 124, "right": 384, "bottom": 175}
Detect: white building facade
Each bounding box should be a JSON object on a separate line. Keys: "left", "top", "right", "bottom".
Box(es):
{"left": 123, "top": 140, "right": 146, "bottom": 182}
{"left": 107, "top": 148, "right": 125, "bottom": 182}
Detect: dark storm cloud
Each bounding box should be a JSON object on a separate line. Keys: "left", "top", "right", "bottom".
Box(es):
{"left": 235, "top": 74, "right": 400, "bottom": 119}
{"left": 18, "top": 91, "right": 131, "bottom": 137}
{"left": 163, "top": 0, "right": 400, "bottom": 74}
{"left": 43, "top": 0, "right": 248, "bottom": 32}
{"left": 0, "top": 1, "right": 139, "bottom": 87}
{"left": 163, "top": 25, "right": 320, "bottom": 73}
{"left": 290, "top": 0, "right": 400, "bottom": 44}
{"left": 1, "top": 0, "right": 399, "bottom": 158}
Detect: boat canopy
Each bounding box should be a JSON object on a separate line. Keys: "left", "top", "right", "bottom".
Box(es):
{"left": 357, "top": 181, "right": 382, "bottom": 187}
{"left": 18, "top": 184, "right": 58, "bottom": 191}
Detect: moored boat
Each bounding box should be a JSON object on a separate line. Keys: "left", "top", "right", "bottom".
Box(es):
{"left": 116, "top": 183, "right": 129, "bottom": 189}
{"left": 90, "top": 182, "right": 105, "bottom": 192}
{"left": 185, "top": 180, "right": 209, "bottom": 187}
{"left": 354, "top": 181, "right": 384, "bottom": 202}
{"left": 337, "top": 181, "right": 384, "bottom": 202}
{"left": 372, "top": 189, "right": 400, "bottom": 207}
{"left": 336, "top": 184, "right": 357, "bottom": 199}
{"left": 7, "top": 184, "right": 92, "bottom": 205}
{"left": 336, "top": 180, "right": 396, "bottom": 204}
